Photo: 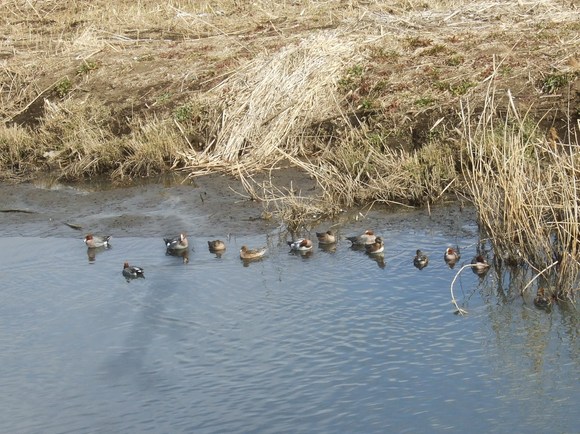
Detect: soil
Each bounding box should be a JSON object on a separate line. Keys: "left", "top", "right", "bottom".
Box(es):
{"left": 0, "top": 171, "right": 476, "bottom": 240}
{"left": 0, "top": 173, "right": 283, "bottom": 238}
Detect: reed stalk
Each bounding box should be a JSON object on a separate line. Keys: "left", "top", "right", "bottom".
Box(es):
{"left": 460, "top": 85, "right": 579, "bottom": 298}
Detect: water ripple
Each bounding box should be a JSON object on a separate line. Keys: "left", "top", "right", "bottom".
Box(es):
{"left": 0, "top": 226, "right": 578, "bottom": 434}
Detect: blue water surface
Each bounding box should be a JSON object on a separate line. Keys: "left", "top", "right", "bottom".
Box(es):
{"left": 0, "top": 216, "right": 578, "bottom": 434}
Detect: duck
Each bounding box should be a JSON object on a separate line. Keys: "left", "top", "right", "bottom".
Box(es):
{"left": 347, "top": 230, "right": 376, "bottom": 246}
{"left": 471, "top": 255, "right": 490, "bottom": 274}
{"left": 413, "top": 249, "right": 429, "bottom": 269}
{"left": 240, "top": 245, "right": 267, "bottom": 260}
{"left": 444, "top": 247, "right": 460, "bottom": 264}
{"left": 316, "top": 230, "right": 337, "bottom": 245}
{"left": 122, "top": 262, "right": 145, "bottom": 279}
{"left": 533, "top": 287, "right": 552, "bottom": 309}
{"left": 84, "top": 233, "right": 111, "bottom": 248}
{"left": 164, "top": 233, "right": 188, "bottom": 251}
{"left": 288, "top": 238, "right": 313, "bottom": 251}
{"left": 208, "top": 240, "right": 226, "bottom": 252}
{"left": 365, "top": 236, "right": 384, "bottom": 254}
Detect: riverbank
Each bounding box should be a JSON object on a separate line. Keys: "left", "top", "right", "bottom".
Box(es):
{"left": 1, "top": 1, "right": 578, "bottom": 197}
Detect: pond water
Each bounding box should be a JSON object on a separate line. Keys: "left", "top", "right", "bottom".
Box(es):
{"left": 0, "top": 184, "right": 578, "bottom": 434}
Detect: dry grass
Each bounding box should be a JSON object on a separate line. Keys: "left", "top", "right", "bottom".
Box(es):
{"left": 461, "top": 79, "right": 580, "bottom": 298}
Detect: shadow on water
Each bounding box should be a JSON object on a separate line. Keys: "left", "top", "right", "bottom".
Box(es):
{"left": 87, "top": 245, "right": 110, "bottom": 263}
{"left": 100, "top": 276, "right": 178, "bottom": 387}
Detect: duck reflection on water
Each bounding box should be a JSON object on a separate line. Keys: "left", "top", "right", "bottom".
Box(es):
{"left": 367, "top": 251, "right": 386, "bottom": 269}
{"left": 166, "top": 246, "right": 190, "bottom": 264}
{"left": 86, "top": 245, "right": 110, "bottom": 263}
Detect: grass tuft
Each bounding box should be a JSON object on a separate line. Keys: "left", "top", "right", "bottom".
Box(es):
{"left": 461, "top": 84, "right": 580, "bottom": 298}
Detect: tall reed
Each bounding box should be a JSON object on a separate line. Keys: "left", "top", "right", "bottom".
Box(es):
{"left": 460, "top": 87, "right": 579, "bottom": 297}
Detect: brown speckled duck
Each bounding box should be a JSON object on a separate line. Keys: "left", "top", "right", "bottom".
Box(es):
{"left": 239, "top": 245, "right": 267, "bottom": 260}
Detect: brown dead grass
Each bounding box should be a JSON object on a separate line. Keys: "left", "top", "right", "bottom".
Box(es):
{"left": 0, "top": 0, "right": 579, "bottom": 193}
{"left": 461, "top": 79, "right": 580, "bottom": 298}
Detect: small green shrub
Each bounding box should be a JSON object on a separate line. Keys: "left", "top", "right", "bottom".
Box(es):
{"left": 414, "top": 96, "right": 435, "bottom": 107}
{"left": 422, "top": 44, "right": 447, "bottom": 56}
{"left": 446, "top": 55, "right": 464, "bottom": 66}
{"left": 76, "top": 60, "right": 99, "bottom": 75}
{"left": 54, "top": 77, "right": 72, "bottom": 98}
{"left": 174, "top": 104, "right": 194, "bottom": 122}
{"left": 540, "top": 73, "right": 573, "bottom": 94}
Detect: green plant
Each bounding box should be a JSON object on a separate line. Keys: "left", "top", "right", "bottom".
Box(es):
{"left": 338, "top": 64, "right": 365, "bottom": 91}
{"left": 174, "top": 104, "right": 194, "bottom": 122}
{"left": 446, "top": 54, "right": 464, "bottom": 66}
{"left": 360, "top": 98, "right": 374, "bottom": 110}
{"left": 405, "top": 36, "right": 432, "bottom": 49}
{"left": 540, "top": 73, "right": 573, "bottom": 94}
{"left": 435, "top": 80, "right": 475, "bottom": 96}
{"left": 76, "top": 60, "right": 99, "bottom": 75}
{"left": 414, "top": 96, "right": 435, "bottom": 107}
{"left": 156, "top": 93, "right": 172, "bottom": 104}
{"left": 450, "top": 80, "right": 475, "bottom": 96}
{"left": 369, "top": 47, "right": 399, "bottom": 60}
{"left": 422, "top": 44, "right": 447, "bottom": 56}
{"left": 54, "top": 77, "right": 72, "bottom": 97}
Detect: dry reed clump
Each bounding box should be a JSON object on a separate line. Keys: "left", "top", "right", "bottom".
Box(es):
{"left": 111, "top": 117, "right": 190, "bottom": 181}
{"left": 460, "top": 85, "right": 580, "bottom": 299}
{"left": 0, "top": 124, "right": 36, "bottom": 179}
{"left": 37, "top": 98, "right": 121, "bottom": 180}
{"left": 182, "top": 31, "right": 361, "bottom": 174}
{"left": 18, "top": 98, "right": 191, "bottom": 182}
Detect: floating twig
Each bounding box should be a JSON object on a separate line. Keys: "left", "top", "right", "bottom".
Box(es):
{"left": 449, "top": 263, "right": 486, "bottom": 315}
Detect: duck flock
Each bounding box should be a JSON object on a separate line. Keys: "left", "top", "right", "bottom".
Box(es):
{"left": 83, "top": 228, "right": 492, "bottom": 280}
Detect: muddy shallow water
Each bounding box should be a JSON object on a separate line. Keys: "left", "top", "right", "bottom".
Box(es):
{"left": 0, "top": 176, "right": 578, "bottom": 434}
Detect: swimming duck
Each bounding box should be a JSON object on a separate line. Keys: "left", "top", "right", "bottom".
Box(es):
{"left": 471, "top": 255, "right": 490, "bottom": 274}
{"left": 533, "top": 287, "right": 552, "bottom": 309}
{"left": 208, "top": 240, "right": 226, "bottom": 252}
{"left": 239, "top": 245, "right": 267, "bottom": 260}
{"left": 288, "top": 238, "right": 313, "bottom": 251}
{"left": 122, "top": 262, "right": 145, "bottom": 279}
{"left": 316, "top": 230, "right": 337, "bottom": 245}
{"left": 347, "top": 230, "right": 376, "bottom": 246}
{"left": 164, "top": 233, "right": 188, "bottom": 251}
{"left": 84, "top": 234, "right": 111, "bottom": 248}
{"left": 444, "top": 247, "right": 460, "bottom": 264}
{"left": 413, "top": 249, "right": 429, "bottom": 269}
{"left": 365, "top": 236, "right": 384, "bottom": 254}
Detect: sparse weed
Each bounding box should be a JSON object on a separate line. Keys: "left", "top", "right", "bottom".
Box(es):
{"left": 405, "top": 36, "right": 432, "bottom": 49}
{"left": 446, "top": 54, "right": 464, "bottom": 66}
{"left": 54, "top": 78, "right": 72, "bottom": 98}
{"left": 174, "top": 104, "right": 194, "bottom": 122}
{"left": 422, "top": 44, "right": 447, "bottom": 56}
{"left": 338, "top": 64, "right": 365, "bottom": 91}
{"left": 540, "top": 72, "right": 574, "bottom": 94}
{"left": 414, "top": 96, "right": 435, "bottom": 107}
{"left": 76, "top": 60, "right": 99, "bottom": 75}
